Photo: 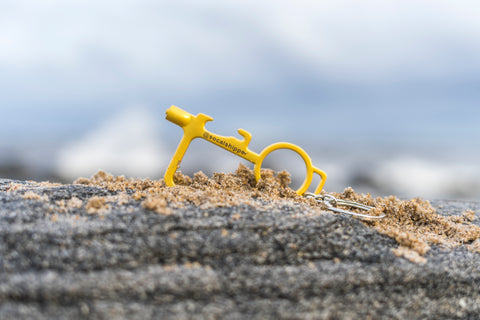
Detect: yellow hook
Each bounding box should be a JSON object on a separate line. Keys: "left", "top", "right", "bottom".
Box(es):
{"left": 164, "top": 105, "right": 327, "bottom": 195}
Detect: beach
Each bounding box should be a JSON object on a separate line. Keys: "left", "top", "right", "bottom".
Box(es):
{"left": 0, "top": 170, "right": 479, "bottom": 319}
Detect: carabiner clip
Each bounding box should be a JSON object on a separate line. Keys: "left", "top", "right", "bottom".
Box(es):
{"left": 305, "top": 193, "right": 385, "bottom": 220}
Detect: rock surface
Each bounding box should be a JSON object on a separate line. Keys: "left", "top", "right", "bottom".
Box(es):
{"left": 0, "top": 178, "right": 479, "bottom": 319}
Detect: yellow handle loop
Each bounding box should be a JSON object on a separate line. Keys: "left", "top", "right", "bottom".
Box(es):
{"left": 254, "top": 142, "right": 327, "bottom": 196}
{"left": 164, "top": 105, "right": 327, "bottom": 195}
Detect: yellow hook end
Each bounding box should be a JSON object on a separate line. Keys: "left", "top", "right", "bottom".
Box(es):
{"left": 166, "top": 105, "right": 193, "bottom": 127}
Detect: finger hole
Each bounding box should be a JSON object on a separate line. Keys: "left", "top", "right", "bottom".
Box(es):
{"left": 259, "top": 148, "right": 309, "bottom": 191}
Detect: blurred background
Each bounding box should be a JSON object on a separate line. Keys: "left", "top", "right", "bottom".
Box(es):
{"left": 1, "top": 0, "right": 479, "bottom": 200}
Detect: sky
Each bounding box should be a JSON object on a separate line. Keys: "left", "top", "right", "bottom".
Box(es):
{"left": 0, "top": 0, "right": 479, "bottom": 198}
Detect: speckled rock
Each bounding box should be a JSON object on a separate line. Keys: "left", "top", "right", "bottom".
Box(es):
{"left": 0, "top": 178, "right": 479, "bottom": 319}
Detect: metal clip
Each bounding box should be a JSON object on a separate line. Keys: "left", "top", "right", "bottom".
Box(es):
{"left": 305, "top": 193, "right": 385, "bottom": 220}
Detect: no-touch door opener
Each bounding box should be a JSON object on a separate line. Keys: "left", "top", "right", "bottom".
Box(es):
{"left": 163, "top": 105, "right": 385, "bottom": 220}
{"left": 163, "top": 105, "right": 327, "bottom": 196}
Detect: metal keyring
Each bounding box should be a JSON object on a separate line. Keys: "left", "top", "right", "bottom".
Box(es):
{"left": 305, "top": 192, "right": 385, "bottom": 220}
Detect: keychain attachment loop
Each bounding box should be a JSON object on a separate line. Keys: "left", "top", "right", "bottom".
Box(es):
{"left": 305, "top": 193, "right": 385, "bottom": 220}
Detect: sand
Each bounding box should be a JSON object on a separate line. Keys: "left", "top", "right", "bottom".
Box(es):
{"left": 61, "top": 164, "right": 480, "bottom": 263}
{"left": 0, "top": 171, "right": 479, "bottom": 319}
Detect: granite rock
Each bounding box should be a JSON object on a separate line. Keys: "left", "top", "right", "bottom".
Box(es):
{"left": 0, "top": 179, "right": 479, "bottom": 319}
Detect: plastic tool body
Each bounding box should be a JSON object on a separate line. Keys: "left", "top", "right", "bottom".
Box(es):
{"left": 164, "top": 105, "right": 327, "bottom": 195}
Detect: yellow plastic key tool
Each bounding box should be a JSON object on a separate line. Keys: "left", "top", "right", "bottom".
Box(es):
{"left": 164, "top": 105, "right": 327, "bottom": 195}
